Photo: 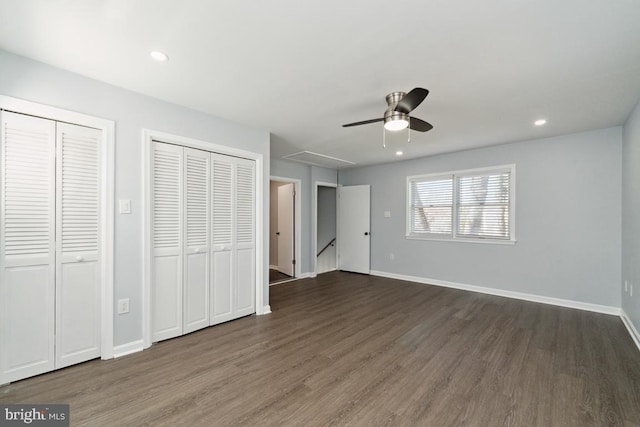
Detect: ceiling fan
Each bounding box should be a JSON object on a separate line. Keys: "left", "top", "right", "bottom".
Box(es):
{"left": 342, "top": 87, "right": 434, "bottom": 134}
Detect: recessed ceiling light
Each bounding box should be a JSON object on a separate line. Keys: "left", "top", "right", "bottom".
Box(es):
{"left": 150, "top": 51, "right": 169, "bottom": 62}
{"left": 396, "top": 151, "right": 403, "bottom": 156}
{"left": 534, "top": 119, "right": 547, "bottom": 126}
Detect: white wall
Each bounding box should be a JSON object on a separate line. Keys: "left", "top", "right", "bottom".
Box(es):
{"left": 622, "top": 99, "right": 640, "bottom": 333}
{"left": 339, "top": 128, "right": 622, "bottom": 308}
{"left": 0, "top": 50, "right": 271, "bottom": 347}
{"left": 270, "top": 159, "right": 337, "bottom": 275}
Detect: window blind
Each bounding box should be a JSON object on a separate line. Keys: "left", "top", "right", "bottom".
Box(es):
{"left": 407, "top": 166, "right": 514, "bottom": 242}
{"left": 409, "top": 176, "right": 453, "bottom": 235}
{"left": 456, "top": 171, "right": 511, "bottom": 239}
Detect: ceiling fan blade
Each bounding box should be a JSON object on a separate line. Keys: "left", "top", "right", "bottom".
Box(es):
{"left": 342, "top": 117, "right": 384, "bottom": 127}
{"left": 395, "top": 88, "right": 429, "bottom": 114}
{"left": 409, "top": 117, "right": 433, "bottom": 132}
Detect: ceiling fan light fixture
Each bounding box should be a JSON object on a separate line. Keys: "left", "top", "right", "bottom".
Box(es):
{"left": 384, "top": 110, "right": 409, "bottom": 131}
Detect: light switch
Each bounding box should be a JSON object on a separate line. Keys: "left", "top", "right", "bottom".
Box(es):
{"left": 119, "top": 199, "right": 131, "bottom": 214}
{"left": 384, "top": 210, "right": 391, "bottom": 218}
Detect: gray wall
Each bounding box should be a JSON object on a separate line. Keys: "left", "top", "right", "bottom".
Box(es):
{"left": 270, "top": 159, "right": 337, "bottom": 275}
{"left": 622, "top": 99, "right": 640, "bottom": 332}
{"left": 0, "top": 50, "right": 271, "bottom": 347}
{"left": 340, "top": 128, "right": 622, "bottom": 307}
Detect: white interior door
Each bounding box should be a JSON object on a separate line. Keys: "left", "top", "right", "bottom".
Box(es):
{"left": 276, "top": 183, "right": 294, "bottom": 276}
{"left": 211, "top": 154, "right": 256, "bottom": 324}
{"left": 338, "top": 185, "right": 371, "bottom": 274}
{"left": 0, "top": 112, "right": 56, "bottom": 384}
{"left": 55, "top": 122, "right": 102, "bottom": 368}
{"left": 234, "top": 159, "right": 256, "bottom": 317}
{"left": 183, "top": 148, "right": 210, "bottom": 334}
{"left": 210, "top": 154, "right": 234, "bottom": 325}
{"left": 151, "top": 142, "right": 183, "bottom": 342}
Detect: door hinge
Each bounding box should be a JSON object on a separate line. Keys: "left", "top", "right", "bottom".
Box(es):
{"left": 292, "top": 259, "right": 296, "bottom": 265}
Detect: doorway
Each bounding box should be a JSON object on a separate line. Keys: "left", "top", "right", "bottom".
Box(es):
{"left": 270, "top": 177, "right": 301, "bottom": 285}
{"left": 315, "top": 183, "right": 337, "bottom": 275}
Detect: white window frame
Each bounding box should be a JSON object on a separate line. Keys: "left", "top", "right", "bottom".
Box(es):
{"left": 406, "top": 164, "right": 516, "bottom": 244}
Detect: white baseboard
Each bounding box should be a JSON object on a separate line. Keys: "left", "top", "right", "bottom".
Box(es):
{"left": 269, "top": 265, "right": 278, "bottom": 270}
{"left": 370, "top": 270, "right": 620, "bottom": 316}
{"left": 259, "top": 305, "right": 272, "bottom": 315}
{"left": 113, "top": 339, "right": 144, "bottom": 358}
{"left": 297, "top": 272, "right": 313, "bottom": 279}
{"left": 621, "top": 309, "right": 640, "bottom": 352}
{"left": 316, "top": 268, "right": 337, "bottom": 275}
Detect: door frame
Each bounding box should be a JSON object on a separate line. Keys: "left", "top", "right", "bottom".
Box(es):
{"left": 313, "top": 181, "right": 337, "bottom": 276}
{"left": 270, "top": 176, "right": 301, "bottom": 280}
{"left": 143, "top": 129, "right": 266, "bottom": 349}
{"left": 0, "top": 95, "right": 116, "bottom": 360}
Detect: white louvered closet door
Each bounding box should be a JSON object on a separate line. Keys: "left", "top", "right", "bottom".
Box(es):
{"left": 151, "top": 142, "right": 183, "bottom": 341}
{"left": 0, "top": 112, "right": 56, "bottom": 384}
{"left": 183, "top": 148, "right": 210, "bottom": 333}
{"left": 210, "top": 154, "right": 234, "bottom": 325}
{"left": 234, "top": 158, "right": 256, "bottom": 317}
{"left": 55, "top": 123, "right": 102, "bottom": 368}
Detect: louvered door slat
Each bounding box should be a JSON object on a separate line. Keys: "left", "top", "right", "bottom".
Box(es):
{"left": 153, "top": 148, "right": 181, "bottom": 249}
{"left": 59, "top": 124, "right": 100, "bottom": 255}
{"left": 3, "top": 117, "right": 55, "bottom": 259}
{"left": 212, "top": 157, "right": 233, "bottom": 246}
{"left": 235, "top": 162, "right": 255, "bottom": 245}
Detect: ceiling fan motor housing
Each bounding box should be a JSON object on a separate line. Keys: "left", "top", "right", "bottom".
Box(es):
{"left": 385, "top": 92, "right": 409, "bottom": 125}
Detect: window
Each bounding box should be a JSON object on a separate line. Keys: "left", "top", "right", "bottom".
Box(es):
{"left": 407, "top": 165, "right": 515, "bottom": 243}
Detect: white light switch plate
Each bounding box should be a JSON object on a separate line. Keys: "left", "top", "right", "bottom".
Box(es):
{"left": 118, "top": 298, "right": 130, "bottom": 314}
{"left": 384, "top": 210, "right": 391, "bottom": 218}
{"left": 119, "top": 199, "right": 131, "bottom": 214}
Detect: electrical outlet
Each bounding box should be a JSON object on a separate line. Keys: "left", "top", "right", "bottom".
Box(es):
{"left": 384, "top": 210, "right": 391, "bottom": 218}
{"left": 625, "top": 280, "right": 628, "bottom": 293}
{"left": 118, "top": 298, "right": 130, "bottom": 314}
{"left": 390, "top": 253, "right": 395, "bottom": 260}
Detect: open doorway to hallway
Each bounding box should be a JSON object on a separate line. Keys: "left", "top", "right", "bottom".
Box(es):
{"left": 270, "top": 178, "right": 300, "bottom": 285}
{"left": 316, "top": 184, "right": 337, "bottom": 275}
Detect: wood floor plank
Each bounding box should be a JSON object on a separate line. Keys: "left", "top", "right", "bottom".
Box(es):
{"left": 2, "top": 271, "right": 639, "bottom": 426}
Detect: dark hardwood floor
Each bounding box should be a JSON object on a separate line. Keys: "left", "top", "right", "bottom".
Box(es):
{"left": 269, "top": 268, "right": 292, "bottom": 284}
{"left": 2, "top": 271, "right": 640, "bottom": 426}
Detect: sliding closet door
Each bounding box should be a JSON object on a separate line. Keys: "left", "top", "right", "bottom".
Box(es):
{"left": 151, "top": 142, "right": 183, "bottom": 341}
{"left": 0, "top": 112, "right": 56, "bottom": 384}
{"left": 183, "top": 148, "right": 210, "bottom": 333}
{"left": 210, "top": 154, "right": 234, "bottom": 325}
{"left": 234, "top": 158, "right": 256, "bottom": 317}
{"left": 55, "top": 123, "right": 102, "bottom": 368}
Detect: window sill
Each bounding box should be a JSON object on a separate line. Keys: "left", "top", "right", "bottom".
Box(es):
{"left": 405, "top": 234, "right": 517, "bottom": 245}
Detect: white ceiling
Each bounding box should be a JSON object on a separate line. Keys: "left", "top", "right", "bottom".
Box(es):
{"left": 1, "top": 0, "right": 640, "bottom": 167}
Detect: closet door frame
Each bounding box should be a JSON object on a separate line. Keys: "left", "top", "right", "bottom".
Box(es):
{"left": 142, "top": 129, "right": 266, "bottom": 349}
{"left": 0, "top": 95, "right": 115, "bottom": 362}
